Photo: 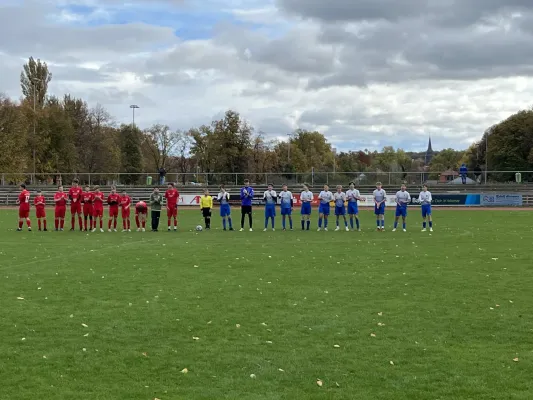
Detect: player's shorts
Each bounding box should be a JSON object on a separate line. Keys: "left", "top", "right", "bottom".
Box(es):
{"left": 220, "top": 204, "right": 231, "bottom": 217}
{"left": 121, "top": 208, "right": 131, "bottom": 219}
{"left": 19, "top": 208, "right": 30, "bottom": 219}
{"left": 36, "top": 208, "right": 46, "bottom": 218}
{"left": 55, "top": 206, "right": 66, "bottom": 218}
{"left": 135, "top": 207, "right": 147, "bottom": 215}
{"left": 374, "top": 203, "right": 385, "bottom": 215}
{"left": 109, "top": 206, "right": 119, "bottom": 218}
{"left": 319, "top": 203, "right": 330, "bottom": 216}
{"left": 83, "top": 204, "right": 93, "bottom": 217}
{"left": 300, "top": 202, "right": 312, "bottom": 215}
{"left": 395, "top": 206, "right": 407, "bottom": 218}
{"left": 347, "top": 202, "right": 358, "bottom": 215}
{"left": 167, "top": 205, "right": 177, "bottom": 218}
{"left": 202, "top": 207, "right": 212, "bottom": 218}
{"left": 281, "top": 206, "right": 292, "bottom": 216}
{"left": 70, "top": 201, "right": 82, "bottom": 214}
{"left": 265, "top": 205, "right": 276, "bottom": 218}
{"left": 335, "top": 205, "right": 346, "bottom": 216}
{"left": 421, "top": 204, "right": 432, "bottom": 218}
{"left": 93, "top": 207, "right": 103, "bottom": 218}
{"left": 241, "top": 205, "right": 252, "bottom": 215}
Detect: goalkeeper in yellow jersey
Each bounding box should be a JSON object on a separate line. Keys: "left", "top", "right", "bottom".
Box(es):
{"left": 200, "top": 189, "right": 213, "bottom": 230}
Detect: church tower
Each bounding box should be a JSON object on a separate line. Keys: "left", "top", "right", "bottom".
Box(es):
{"left": 424, "top": 137, "right": 433, "bottom": 165}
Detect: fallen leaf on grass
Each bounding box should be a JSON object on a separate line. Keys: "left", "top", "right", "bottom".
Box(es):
{"left": 261, "top": 322, "right": 267, "bottom": 326}
{"left": 389, "top": 361, "right": 394, "bottom": 365}
{"left": 84, "top": 333, "right": 89, "bottom": 337}
{"left": 513, "top": 358, "right": 519, "bottom": 362}
{"left": 316, "top": 379, "right": 323, "bottom": 387}
{"left": 192, "top": 337, "right": 200, "bottom": 340}
{"left": 336, "top": 382, "right": 340, "bottom": 387}
{"left": 377, "top": 322, "right": 385, "bottom": 326}
{"left": 266, "top": 341, "right": 273, "bottom": 344}
{"left": 378, "top": 312, "right": 383, "bottom": 316}
{"left": 370, "top": 333, "right": 376, "bottom": 337}
{"left": 142, "top": 352, "right": 148, "bottom": 357}
{"left": 17, "top": 297, "right": 24, "bottom": 300}
{"left": 81, "top": 323, "right": 88, "bottom": 328}
{"left": 207, "top": 321, "right": 212, "bottom": 324}
{"left": 334, "top": 344, "right": 340, "bottom": 348}
{"left": 193, "top": 265, "right": 199, "bottom": 268}
{"left": 236, "top": 324, "right": 241, "bottom": 328}
{"left": 278, "top": 368, "right": 284, "bottom": 372}
{"left": 250, "top": 374, "right": 256, "bottom": 378}
{"left": 21, "top": 338, "right": 26, "bottom": 341}
{"left": 181, "top": 368, "right": 188, "bottom": 373}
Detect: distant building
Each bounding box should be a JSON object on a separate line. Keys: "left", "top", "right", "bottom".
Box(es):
{"left": 424, "top": 137, "right": 433, "bottom": 165}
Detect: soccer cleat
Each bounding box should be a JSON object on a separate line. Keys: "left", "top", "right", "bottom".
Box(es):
{"left": 357, "top": 229, "right": 361, "bottom": 232}
{"left": 229, "top": 227, "right": 234, "bottom": 231}
{"left": 317, "top": 228, "right": 321, "bottom": 231}
{"left": 38, "top": 228, "right": 42, "bottom": 232}
{"left": 249, "top": 228, "right": 253, "bottom": 232}
{"left": 345, "top": 227, "right": 349, "bottom": 231}
{"left": 136, "top": 228, "right": 140, "bottom": 232}
{"left": 60, "top": 228, "right": 64, "bottom": 231}
{"left": 16, "top": 228, "right": 22, "bottom": 231}
{"left": 142, "top": 228, "right": 146, "bottom": 232}
{"left": 324, "top": 227, "right": 328, "bottom": 231}
{"left": 122, "top": 229, "right": 126, "bottom": 232}
{"left": 421, "top": 228, "right": 427, "bottom": 232}
{"left": 272, "top": 228, "right": 275, "bottom": 231}
{"left": 91, "top": 228, "right": 96, "bottom": 233}
{"left": 28, "top": 227, "right": 31, "bottom": 231}
{"left": 430, "top": 228, "right": 433, "bottom": 232}
{"left": 100, "top": 228, "right": 104, "bottom": 232}
{"left": 392, "top": 228, "right": 396, "bottom": 232}
{"left": 376, "top": 228, "right": 380, "bottom": 232}
{"left": 128, "top": 229, "right": 131, "bottom": 232}
{"left": 335, "top": 227, "right": 340, "bottom": 231}
{"left": 108, "top": 229, "right": 111, "bottom": 232}
{"left": 113, "top": 229, "right": 117, "bottom": 232}
{"left": 70, "top": 228, "right": 74, "bottom": 231}
{"left": 239, "top": 228, "right": 244, "bottom": 232}
{"left": 168, "top": 227, "right": 171, "bottom": 231}
{"left": 403, "top": 229, "right": 406, "bottom": 232}
{"left": 263, "top": 228, "right": 267, "bottom": 232}
{"left": 43, "top": 228, "right": 48, "bottom": 232}
{"left": 174, "top": 227, "right": 177, "bottom": 231}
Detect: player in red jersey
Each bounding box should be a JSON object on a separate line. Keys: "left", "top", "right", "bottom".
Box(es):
{"left": 33, "top": 189, "right": 47, "bottom": 231}
{"left": 164, "top": 182, "right": 179, "bottom": 231}
{"left": 135, "top": 200, "right": 147, "bottom": 231}
{"left": 68, "top": 178, "right": 83, "bottom": 231}
{"left": 54, "top": 186, "right": 68, "bottom": 231}
{"left": 92, "top": 185, "right": 105, "bottom": 232}
{"left": 16, "top": 183, "right": 32, "bottom": 231}
{"left": 107, "top": 186, "right": 120, "bottom": 232}
{"left": 81, "top": 185, "right": 94, "bottom": 231}
{"left": 120, "top": 190, "right": 132, "bottom": 232}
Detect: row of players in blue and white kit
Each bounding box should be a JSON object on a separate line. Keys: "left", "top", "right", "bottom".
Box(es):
{"left": 216, "top": 182, "right": 434, "bottom": 232}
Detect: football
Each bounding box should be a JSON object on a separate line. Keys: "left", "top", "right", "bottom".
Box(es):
{"left": 195, "top": 225, "right": 203, "bottom": 231}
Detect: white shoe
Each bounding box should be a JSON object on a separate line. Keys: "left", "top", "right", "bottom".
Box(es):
{"left": 317, "top": 228, "right": 321, "bottom": 231}
{"left": 381, "top": 227, "right": 385, "bottom": 231}
{"left": 100, "top": 228, "right": 104, "bottom": 232}
{"left": 392, "top": 228, "right": 396, "bottom": 232}
{"left": 142, "top": 228, "right": 145, "bottom": 232}
{"left": 272, "top": 228, "right": 275, "bottom": 231}
{"left": 239, "top": 228, "right": 244, "bottom": 232}
{"left": 249, "top": 228, "right": 253, "bottom": 232}
{"left": 128, "top": 229, "right": 131, "bottom": 232}
{"left": 324, "top": 227, "right": 328, "bottom": 231}
{"left": 113, "top": 229, "right": 117, "bottom": 232}
{"left": 421, "top": 228, "right": 427, "bottom": 232}
{"left": 168, "top": 227, "right": 171, "bottom": 231}
{"left": 136, "top": 228, "right": 140, "bottom": 232}
{"left": 403, "top": 229, "right": 406, "bottom": 232}
{"left": 430, "top": 228, "right": 433, "bottom": 232}
{"left": 263, "top": 228, "right": 267, "bottom": 232}
{"left": 122, "top": 229, "right": 126, "bottom": 232}
{"left": 91, "top": 228, "right": 96, "bottom": 233}
{"left": 108, "top": 229, "right": 111, "bottom": 232}
{"left": 335, "top": 227, "right": 340, "bottom": 231}
{"left": 174, "top": 227, "right": 177, "bottom": 231}
{"left": 357, "top": 229, "right": 361, "bottom": 232}
{"left": 345, "top": 227, "right": 349, "bottom": 231}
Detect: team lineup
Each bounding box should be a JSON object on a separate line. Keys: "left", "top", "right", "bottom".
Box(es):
{"left": 14, "top": 179, "right": 434, "bottom": 233}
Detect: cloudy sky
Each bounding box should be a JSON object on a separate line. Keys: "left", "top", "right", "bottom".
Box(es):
{"left": 1, "top": 0, "right": 533, "bottom": 152}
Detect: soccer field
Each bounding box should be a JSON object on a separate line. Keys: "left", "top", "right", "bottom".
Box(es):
{"left": 1, "top": 208, "right": 532, "bottom": 400}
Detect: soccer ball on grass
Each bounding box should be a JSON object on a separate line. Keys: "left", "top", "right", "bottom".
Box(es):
{"left": 195, "top": 225, "right": 203, "bottom": 231}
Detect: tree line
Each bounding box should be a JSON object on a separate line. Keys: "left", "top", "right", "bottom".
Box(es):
{"left": 1, "top": 57, "right": 531, "bottom": 185}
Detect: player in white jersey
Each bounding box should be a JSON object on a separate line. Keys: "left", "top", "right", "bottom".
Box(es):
{"left": 333, "top": 185, "right": 349, "bottom": 231}
{"left": 263, "top": 184, "right": 277, "bottom": 231}
{"left": 346, "top": 182, "right": 361, "bottom": 231}
{"left": 419, "top": 184, "right": 433, "bottom": 232}
{"left": 393, "top": 184, "right": 411, "bottom": 232}
{"left": 300, "top": 183, "right": 313, "bottom": 230}
{"left": 279, "top": 184, "right": 293, "bottom": 230}
{"left": 317, "top": 184, "right": 333, "bottom": 231}
{"left": 373, "top": 182, "right": 387, "bottom": 231}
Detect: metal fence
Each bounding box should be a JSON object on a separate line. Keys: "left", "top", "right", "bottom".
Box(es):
{"left": 0, "top": 171, "right": 530, "bottom": 187}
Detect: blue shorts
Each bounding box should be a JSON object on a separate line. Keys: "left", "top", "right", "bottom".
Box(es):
{"left": 335, "top": 205, "right": 346, "bottom": 216}
{"left": 301, "top": 202, "right": 311, "bottom": 215}
{"left": 375, "top": 203, "right": 385, "bottom": 215}
{"left": 422, "top": 204, "right": 432, "bottom": 218}
{"left": 347, "top": 202, "right": 358, "bottom": 215}
{"left": 281, "top": 207, "right": 292, "bottom": 216}
{"left": 395, "top": 206, "right": 407, "bottom": 218}
{"left": 265, "top": 205, "right": 276, "bottom": 218}
{"left": 220, "top": 204, "right": 231, "bottom": 217}
{"left": 319, "top": 203, "right": 330, "bottom": 216}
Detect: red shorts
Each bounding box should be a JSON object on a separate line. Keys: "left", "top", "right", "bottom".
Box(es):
{"left": 167, "top": 206, "right": 177, "bottom": 217}
{"left": 19, "top": 209, "right": 30, "bottom": 219}
{"left": 93, "top": 208, "right": 103, "bottom": 218}
{"left": 36, "top": 208, "right": 46, "bottom": 218}
{"left": 121, "top": 209, "right": 131, "bottom": 219}
{"left": 71, "top": 201, "right": 82, "bottom": 214}
{"left": 109, "top": 206, "right": 119, "bottom": 217}
{"left": 55, "top": 206, "right": 66, "bottom": 218}
{"left": 83, "top": 204, "right": 93, "bottom": 217}
{"left": 135, "top": 208, "right": 147, "bottom": 216}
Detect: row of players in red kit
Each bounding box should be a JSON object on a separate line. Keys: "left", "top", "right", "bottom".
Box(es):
{"left": 16, "top": 180, "right": 180, "bottom": 232}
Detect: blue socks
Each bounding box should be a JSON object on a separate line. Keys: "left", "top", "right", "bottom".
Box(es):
{"left": 429, "top": 221, "right": 433, "bottom": 228}
{"left": 306, "top": 220, "right": 310, "bottom": 230}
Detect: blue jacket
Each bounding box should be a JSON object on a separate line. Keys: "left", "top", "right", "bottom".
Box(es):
{"left": 240, "top": 186, "right": 254, "bottom": 206}
{"left": 460, "top": 165, "right": 467, "bottom": 175}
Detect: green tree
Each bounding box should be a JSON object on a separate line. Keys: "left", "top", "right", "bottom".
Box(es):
{"left": 143, "top": 124, "right": 181, "bottom": 171}
{"left": 20, "top": 57, "right": 52, "bottom": 107}
{"left": 429, "top": 148, "right": 464, "bottom": 173}
{"left": 120, "top": 124, "right": 143, "bottom": 184}
{"left": 0, "top": 96, "right": 30, "bottom": 177}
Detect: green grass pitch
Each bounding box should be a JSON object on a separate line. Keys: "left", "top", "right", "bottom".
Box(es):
{"left": 1, "top": 208, "right": 532, "bottom": 400}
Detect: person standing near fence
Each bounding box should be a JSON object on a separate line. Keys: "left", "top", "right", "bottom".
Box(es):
{"left": 150, "top": 187, "right": 163, "bottom": 231}
{"left": 240, "top": 179, "right": 254, "bottom": 231}
{"left": 460, "top": 164, "right": 468, "bottom": 184}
